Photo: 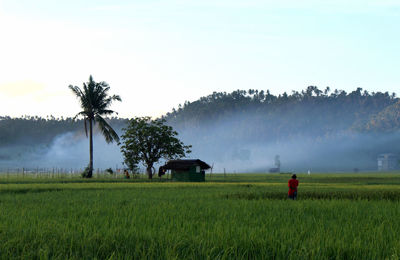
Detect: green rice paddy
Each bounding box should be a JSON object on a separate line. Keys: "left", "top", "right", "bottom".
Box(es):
{"left": 1, "top": 173, "right": 400, "bottom": 259}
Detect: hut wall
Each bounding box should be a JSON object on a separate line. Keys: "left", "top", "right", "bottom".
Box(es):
{"left": 171, "top": 166, "right": 205, "bottom": 182}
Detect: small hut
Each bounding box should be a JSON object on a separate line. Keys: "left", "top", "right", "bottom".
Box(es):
{"left": 161, "top": 159, "right": 211, "bottom": 182}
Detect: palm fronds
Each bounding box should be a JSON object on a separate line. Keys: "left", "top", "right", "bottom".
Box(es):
{"left": 69, "top": 75, "right": 121, "bottom": 142}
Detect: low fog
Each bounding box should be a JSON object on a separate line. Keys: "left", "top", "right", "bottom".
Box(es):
{"left": 178, "top": 130, "right": 399, "bottom": 173}
{"left": 1, "top": 124, "right": 394, "bottom": 173}
{"left": 0, "top": 131, "right": 123, "bottom": 171}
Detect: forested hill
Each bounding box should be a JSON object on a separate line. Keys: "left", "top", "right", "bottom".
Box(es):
{"left": 0, "top": 116, "right": 127, "bottom": 168}
{"left": 165, "top": 86, "right": 399, "bottom": 138}
{"left": 0, "top": 116, "right": 127, "bottom": 147}
{"left": 1, "top": 86, "right": 400, "bottom": 171}
{"left": 163, "top": 86, "right": 400, "bottom": 172}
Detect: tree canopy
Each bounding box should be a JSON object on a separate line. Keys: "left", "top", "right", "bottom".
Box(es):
{"left": 120, "top": 117, "right": 191, "bottom": 179}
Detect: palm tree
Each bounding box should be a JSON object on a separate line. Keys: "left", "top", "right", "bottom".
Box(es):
{"left": 69, "top": 75, "right": 122, "bottom": 178}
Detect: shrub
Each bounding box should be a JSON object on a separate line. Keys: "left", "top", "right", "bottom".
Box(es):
{"left": 81, "top": 165, "right": 91, "bottom": 178}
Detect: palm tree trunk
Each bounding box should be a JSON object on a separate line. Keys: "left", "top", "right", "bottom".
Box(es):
{"left": 88, "top": 118, "right": 93, "bottom": 178}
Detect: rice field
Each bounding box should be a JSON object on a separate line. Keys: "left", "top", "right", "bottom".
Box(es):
{"left": 1, "top": 173, "right": 400, "bottom": 259}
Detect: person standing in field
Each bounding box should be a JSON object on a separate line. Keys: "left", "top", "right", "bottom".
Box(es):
{"left": 124, "top": 169, "right": 130, "bottom": 179}
{"left": 288, "top": 174, "right": 299, "bottom": 200}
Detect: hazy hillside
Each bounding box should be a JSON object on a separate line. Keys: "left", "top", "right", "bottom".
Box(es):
{"left": 1, "top": 86, "right": 400, "bottom": 172}
{"left": 164, "top": 86, "right": 400, "bottom": 172}
{"left": 0, "top": 116, "right": 127, "bottom": 169}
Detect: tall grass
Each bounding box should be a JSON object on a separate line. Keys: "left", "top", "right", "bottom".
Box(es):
{"left": 0, "top": 174, "right": 400, "bottom": 259}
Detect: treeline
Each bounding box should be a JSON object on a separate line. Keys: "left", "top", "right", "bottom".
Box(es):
{"left": 162, "top": 86, "right": 400, "bottom": 171}
{"left": 1, "top": 86, "right": 399, "bottom": 148}
{"left": 165, "top": 86, "right": 400, "bottom": 140}
{"left": 0, "top": 116, "right": 127, "bottom": 147}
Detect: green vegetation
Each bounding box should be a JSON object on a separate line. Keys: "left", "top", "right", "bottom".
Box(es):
{"left": 120, "top": 117, "right": 192, "bottom": 179}
{"left": 166, "top": 86, "right": 399, "bottom": 136}
{"left": 69, "top": 75, "right": 122, "bottom": 178}
{"left": 1, "top": 173, "right": 400, "bottom": 259}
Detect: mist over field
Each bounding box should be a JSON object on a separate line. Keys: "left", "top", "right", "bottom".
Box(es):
{"left": 177, "top": 128, "right": 400, "bottom": 173}
{"left": 0, "top": 131, "right": 123, "bottom": 170}
{"left": 3, "top": 126, "right": 397, "bottom": 173}
{"left": 1, "top": 87, "right": 400, "bottom": 172}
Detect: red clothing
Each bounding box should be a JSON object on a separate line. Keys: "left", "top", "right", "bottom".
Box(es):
{"left": 288, "top": 179, "right": 299, "bottom": 196}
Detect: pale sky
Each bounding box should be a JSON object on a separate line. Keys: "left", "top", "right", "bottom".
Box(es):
{"left": 0, "top": 0, "right": 399, "bottom": 118}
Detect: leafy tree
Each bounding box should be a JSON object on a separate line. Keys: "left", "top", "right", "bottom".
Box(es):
{"left": 120, "top": 117, "right": 191, "bottom": 179}
{"left": 69, "top": 75, "right": 121, "bottom": 178}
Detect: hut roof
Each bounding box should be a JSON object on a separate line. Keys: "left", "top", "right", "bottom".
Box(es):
{"left": 163, "top": 159, "right": 211, "bottom": 170}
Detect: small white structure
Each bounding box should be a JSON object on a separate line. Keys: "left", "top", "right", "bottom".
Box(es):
{"left": 377, "top": 153, "right": 398, "bottom": 171}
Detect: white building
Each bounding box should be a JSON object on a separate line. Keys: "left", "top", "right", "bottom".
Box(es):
{"left": 377, "top": 153, "right": 398, "bottom": 171}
